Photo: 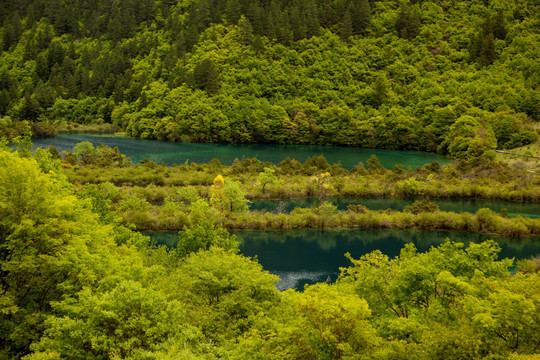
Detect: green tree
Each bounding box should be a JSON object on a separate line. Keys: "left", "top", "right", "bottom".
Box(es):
{"left": 29, "top": 280, "right": 202, "bottom": 359}
{"left": 172, "top": 247, "right": 280, "bottom": 341}
{"left": 395, "top": 3, "right": 421, "bottom": 39}
{"left": 371, "top": 74, "right": 388, "bottom": 108}
{"left": 223, "top": 179, "right": 250, "bottom": 212}
{"left": 340, "top": 9, "right": 353, "bottom": 41}
{"left": 352, "top": 0, "right": 371, "bottom": 35}
{"left": 258, "top": 167, "right": 277, "bottom": 194}
{"left": 492, "top": 9, "right": 507, "bottom": 39}
{"left": 0, "top": 149, "right": 123, "bottom": 357}
{"left": 176, "top": 199, "right": 238, "bottom": 258}
{"left": 193, "top": 58, "right": 219, "bottom": 95}
{"left": 367, "top": 154, "right": 383, "bottom": 173}
{"left": 480, "top": 32, "right": 496, "bottom": 66}
{"left": 73, "top": 141, "right": 96, "bottom": 164}
{"left": 225, "top": 0, "right": 241, "bottom": 24}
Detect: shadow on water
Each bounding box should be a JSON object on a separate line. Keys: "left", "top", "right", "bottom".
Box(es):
{"left": 146, "top": 229, "right": 540, "bottom": 291}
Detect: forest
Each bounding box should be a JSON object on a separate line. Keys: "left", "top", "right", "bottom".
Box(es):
{"left": 1, "top": 138, "right": 540, "bottom": 360}
{"left": 1, "top": 0, "right": 540, "bottom": 358}
{"left": 0, "top": 0, "right": 539, "bottom": 158}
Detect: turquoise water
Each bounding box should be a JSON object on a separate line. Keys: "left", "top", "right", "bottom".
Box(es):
{"left": 32, "top": 134, "right": 450, "bottom": 169}
{"left": 250, "top": 197, "right": 540, "bottom": 218}
{"left": 146, "top": 229, "right": 540, "bottom": 290}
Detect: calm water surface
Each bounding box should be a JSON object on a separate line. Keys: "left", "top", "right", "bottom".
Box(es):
{"left": 33, "top": 134, "right": 450, "bottom": 169}
{"left": 147, "top": 229, "right": 540, "bottom": 290}
{"left": 250, "top": 197, "right": 540, "bottom": 218}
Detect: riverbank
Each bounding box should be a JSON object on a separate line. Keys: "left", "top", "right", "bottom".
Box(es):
{"left": 119, "top": 205, "right": 540, "bottom": 237}
{"left": 65, "top": 156, "right": 540, "bottom": 201}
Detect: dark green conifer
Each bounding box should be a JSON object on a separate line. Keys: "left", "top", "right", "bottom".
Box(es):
{"left": 395, "top": 3, "right": 421, "bottom": 39}
{"left": 194, "top": 58, "right": 219, "bottom": 95}
{"left": 492, "top": 9, "right": 507, "bottom": 39}
{"left": 226, "top": 0, "right": 242, "bottom": 24}
{"left": 480, "top": 32, "right": 496, "bottom": 66}
{"left": 306, "top": 0, "right": 320, "bottom": 38}
{"left": 341, "top": 9, "right": 353, "bottom": 41}
{"left": 353, "top": 0, "right": 371, "bottom": 35}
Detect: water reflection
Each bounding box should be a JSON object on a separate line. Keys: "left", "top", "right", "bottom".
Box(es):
{"left": 147, "top": 229, "right": 540, "bottom": 290}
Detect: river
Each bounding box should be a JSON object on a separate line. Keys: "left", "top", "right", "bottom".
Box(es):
{"left": 249, "top": 197, "right": 540, "bottom": 218}
{"left": 146, "top": 229, "right": 540, "bottom": 290}
{"left": 32, "top": 134, "right": 450, "bottom": 169}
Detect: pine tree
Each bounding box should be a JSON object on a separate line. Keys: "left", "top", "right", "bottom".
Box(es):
{"left": 2, "top": 12, "right": 22, "bottom": 51}
{"left": 0, "top": 89, "right": 11, "bottom": 115}
{"left": 290, "top": 6, "right": 306, "bottom": 41}
{"left": 371, "top": 74, "right": 388, "bottom": 108}
{"left": 395, "top": 3, "right": 421, "bottom": 39}
{"left": 306, "top": 0, "right": 320, "bottom": 38}
{"left": 277, "top": 12, "right": 293, "bottom": 45}
{"left": 20, "top": 93, "right": 41, "bottom": 121}
{"left": 197, "top": 0, "right": 212, "bottom": 30}
{"left": 194, "top": 58, "right": 219, "bottom": 95}
{"left": 35, "top": 52, "right": 50, "bottom": 81}
{"left": 480, "top": 32, "right": 496, "bottom": 66}
{"left": 47, "top": 40, "right": 65, "bottom": 70}
{"left": 225, "top": 0, "right": 242, "bottom": 24}
{"left": 492, "top": 9, "right": 507, "bottom": 39}
{"left": 238, "top": 15, "right": 253, "bottom": 45}
{"left": 252, "top": 35, "right": 264, "bottom": 53}
{"left": 353, "top": 0, "right": 371, "bottom": 35}
{"left": 341, "top": 9, "right": 353, "bottom": 41}
{"left": 468, "top": 32, "right": 482, "bottom": 62}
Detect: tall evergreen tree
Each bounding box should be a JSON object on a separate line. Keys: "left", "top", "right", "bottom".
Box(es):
{"left": 2, "top": 12, "right": 22, "bottom": 51}
{"left": 0, "top": 89, "right": 11, "bottom": 115}
{"left": 492, "top": 9, "right": 507, "bottom": 40}
{"left": 306, "top": 0, "right": 320, "bottom": 38}
{"left": 352, "top": 0, "right": 371, "bottom": 35}
{"left": 238, "top": 15, "right": 253, "bottom": 46}
{"left": 395, "top": 3, "right": 421, "bottom": 39}
{"left": 480, "top": 32, "right": 496, "bottom": 66}
{"left": 289, "top": 6, "right": 307, "bottom": 41}
{"left": 341, "top": 8, "right": 353, "bottom": 41}
{"left": 194, "top": 58, "right": 219, "bottom": 95}
{"left": 225, "top": 0, "right": 242, "bottom": 24}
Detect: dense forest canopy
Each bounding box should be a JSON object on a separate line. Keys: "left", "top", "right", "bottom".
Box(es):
{"left": 1, "top": 143, "right": 539, "bottom": 359}
{"left": 0, "top": 0, "right": 538, "bottom": 157}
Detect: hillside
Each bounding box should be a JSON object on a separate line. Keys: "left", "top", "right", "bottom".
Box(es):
{"left": 0, "top": 0, "right": 539, "bottom": 158}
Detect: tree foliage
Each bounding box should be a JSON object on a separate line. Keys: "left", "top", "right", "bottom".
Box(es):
{"left": 0, "top": 0, "right": 537, "bottom": 156}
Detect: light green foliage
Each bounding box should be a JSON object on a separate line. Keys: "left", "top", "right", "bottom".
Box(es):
{"left": 290, "top": 284, "right": 378, "bottom": 358}
{"left": 403, "top": 198, "right": 439, "bottom": 214}
{"left": 222, "top": 179, "right": 250, "bottom": 213}
{"left": 0, "top": 149, "right": 130, "bottom": 356}
{"left": 176, "top": 187, "right": 200, "bottom": 204}
{"left": 171, "top": 247, "right": 280, "bottom": 342}
{"left": 73, "top": 141, "right": 95, "bottom": 159}
{"left": 27, "top": 281, "right": 199, "bottom": 360}
{"left": 258, "top": 167, "right": 277, "bottom": 194}
{"left": 33, "top": 147, "right": 60, "bottom": 174}
{"left": 442, "top": 116, "right": 498, "bottom": 159}
{"left": 176, "top": 199, "right": 238, "bottom": 258}
{"left": 211, "top": 176, "right": 250, "bottom": 213}
{"left": 397, "top": 177, "right": 423, "bottom": 197}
